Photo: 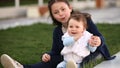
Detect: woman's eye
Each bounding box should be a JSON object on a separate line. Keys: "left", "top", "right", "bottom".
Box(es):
{"left": 53, "top": 10, "right": 59, "bottom": 14}
{"left": 54, "top": 12, "right": 58, "bottom": 14}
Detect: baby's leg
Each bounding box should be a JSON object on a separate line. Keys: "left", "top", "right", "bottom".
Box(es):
{"left": 56, "top": 61, "right": 66, "bottom": 68}
{"left": 66, "top": 60, "right": 78, "bottom": 68}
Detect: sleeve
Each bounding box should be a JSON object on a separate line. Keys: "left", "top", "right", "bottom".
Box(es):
{"left": 62, "top": 33, "right": 75, "bottom": 47}
{"left": 87, "top": 43, "right": 97, "bottom": 52}
{"left": 48, "top": 26, "right": 64, "bottom": 56}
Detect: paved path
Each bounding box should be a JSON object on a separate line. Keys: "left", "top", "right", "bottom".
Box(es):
{"left": 0, "top": 17, "right": 52, "bottom": 30}
{"left": 0, "top": 7, "right": 120, "bottom": 30}
{"left": 81, "top": 7, "right": 120, "bottom": 24}
{"left": 94, "top": 52, "right": 120, "bottom": 68}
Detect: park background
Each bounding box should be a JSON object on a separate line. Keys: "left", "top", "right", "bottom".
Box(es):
{"left": 0, "top": 0, "right": 120, "bottom": 68}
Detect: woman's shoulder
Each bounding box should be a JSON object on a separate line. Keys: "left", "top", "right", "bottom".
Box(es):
{"left": 82, "top": 12, "right": 91, "bottom": 19}
{"left": 53, "top": 25, "right": 62, "bottom": 32}
{"left": 54, "top": 25, "right": 61, "bottom": 30}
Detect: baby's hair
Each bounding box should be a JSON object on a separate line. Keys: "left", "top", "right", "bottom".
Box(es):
{"left": 68, "top": 11, "right": 88, "bottom": 29}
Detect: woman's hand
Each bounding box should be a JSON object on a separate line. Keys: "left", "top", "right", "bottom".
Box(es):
{"left": 89, "top": 36, "right": 101, "bottom": 47}
{"left": 42, "top": 53, "right": 51, "bottom": 62}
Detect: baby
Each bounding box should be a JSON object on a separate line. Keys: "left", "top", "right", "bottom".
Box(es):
{"left": 57, "top": 11, "right": 97, "bottom": 68}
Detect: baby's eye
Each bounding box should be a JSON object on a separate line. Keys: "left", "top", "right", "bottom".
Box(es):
{"left": 69, "top": 26, "right": 73, "bottom": 28}
{"left": 76, "top": 26, "right": 79, "bottom": 28}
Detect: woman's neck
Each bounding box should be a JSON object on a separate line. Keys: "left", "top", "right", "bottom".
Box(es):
{"left": 62, "top": 25, "right": 67, "bottom": 34}
{"left": 62, "top": 24, "right": 67, "bottom": 29}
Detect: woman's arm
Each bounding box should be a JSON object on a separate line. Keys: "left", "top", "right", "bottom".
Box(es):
{"left": 49, "top": 26, "right": 64, "bottom": 56}
{"left": 86, "top": 17, "right": 105, "bottom": 47}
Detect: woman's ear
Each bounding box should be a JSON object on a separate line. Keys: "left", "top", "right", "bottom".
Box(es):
{"left": 69, "top": 5, "right": 73, "bottom": 13}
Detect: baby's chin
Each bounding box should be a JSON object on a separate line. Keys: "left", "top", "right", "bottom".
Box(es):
{"left": 69, "top": 34, "right": 76, "bottom": 36}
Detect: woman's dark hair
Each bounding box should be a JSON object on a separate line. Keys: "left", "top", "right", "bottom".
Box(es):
{"left": 48, "top": 0, "right": 91, "bottom": 26}
{"left": 48, "top": 0, "right": 71, "bottom": 26}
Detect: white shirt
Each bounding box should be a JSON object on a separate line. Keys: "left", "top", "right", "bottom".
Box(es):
{"left": 61, "top": 31, "right": 93, "bottom": 63}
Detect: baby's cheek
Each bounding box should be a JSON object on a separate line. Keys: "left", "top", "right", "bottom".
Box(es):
{"left": 68, "top": 32, "right": 72, "bottom": 36}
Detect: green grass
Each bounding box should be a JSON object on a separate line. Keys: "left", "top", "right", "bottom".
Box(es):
{"left": 84, "top": 23, "right": 120, "bottom": 67}
{"left": 0, "top": 23, "right": 120, "bottom": 68}
{"left": 97, "top": 23, "right": 120, "bottom": 54}
{"left": 0, "top": 23, "right": 54, "bottom": 67}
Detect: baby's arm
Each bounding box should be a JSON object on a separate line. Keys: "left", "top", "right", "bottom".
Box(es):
{"left": 87, "top": 33, "right": 97, "bottom": 52}
{"left": 62, "top": 36, "right": 75, "bottom": 47}
{"left": 87, "top": 43, "right": 97, "bottom": 53}
{"left": 62, "top": 32, "right": 75, "bottom": 47}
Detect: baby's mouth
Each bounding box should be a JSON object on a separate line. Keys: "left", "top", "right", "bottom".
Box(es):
{"left": 71, "top": 32, "right": 77, "bottom": 35}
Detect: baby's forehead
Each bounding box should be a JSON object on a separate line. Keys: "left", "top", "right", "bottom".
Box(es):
{"left": 69, "top": 18, "right": 82, "bottom": 23}
{"left": 69, "top": 19, "right": 83, "bottom": 24}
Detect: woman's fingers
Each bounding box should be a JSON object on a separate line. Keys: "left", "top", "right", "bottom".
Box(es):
{"left": 89, "top": 36, "right": 101, "bottom": 46}
{"left": 42, "top": 53, "right": 51, "bottom": 62}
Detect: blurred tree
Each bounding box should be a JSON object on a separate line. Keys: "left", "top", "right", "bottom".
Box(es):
{"left": 0, "top": 0, "right": 14, "bottom": 7}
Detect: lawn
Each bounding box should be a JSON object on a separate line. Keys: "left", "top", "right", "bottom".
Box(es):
{"left": 0, "top": 23, "right": 120, "bottom": 68}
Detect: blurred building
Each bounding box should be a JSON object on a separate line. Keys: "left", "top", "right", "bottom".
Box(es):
{"left": 0, "top": 0, "right": 120, "bottom": 19}
{"left": 71, "top": 0, "right": 120, "bottom": 9}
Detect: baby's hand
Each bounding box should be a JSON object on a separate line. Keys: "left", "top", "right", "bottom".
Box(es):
{"left": 63, "top": 36, "right": 75, "bottom": 47}
{"left": 42, "top": 53, "right": 51, "bottom": 62}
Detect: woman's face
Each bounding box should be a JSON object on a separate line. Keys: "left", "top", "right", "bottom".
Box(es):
{"left": 51, "top": 2, "right": 72, "bottom": 25}
{"left": 68, "top": 19, "right": 84, "bottom": 37}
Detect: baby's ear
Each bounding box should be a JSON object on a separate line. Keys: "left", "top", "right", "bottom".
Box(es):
{"left": 82, "top": 29, "right": 86, "bottom": 33}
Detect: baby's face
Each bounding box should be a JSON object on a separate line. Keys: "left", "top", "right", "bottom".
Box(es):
{"left": 67, "top": 19, "right": 84, "bottom": 37}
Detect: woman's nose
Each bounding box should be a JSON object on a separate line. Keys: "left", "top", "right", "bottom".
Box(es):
{"left": 59, "top": 11, "right": 64, "bottom": 16}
